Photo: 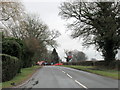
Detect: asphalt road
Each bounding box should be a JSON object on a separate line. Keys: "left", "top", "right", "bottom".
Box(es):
{"left": 17, "top": 66, "right": 119, "bottom": 89}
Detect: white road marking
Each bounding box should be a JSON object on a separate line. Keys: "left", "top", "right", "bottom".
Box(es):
{"left": 75, "top": 80, "right": 88, "bottom": 89}
{"left": 61, "top": 68, "right": 88, "bottom": 89}
{"left": 66, "top": 73, "right": 73, "bottom": 79}
{"left": 62, "top": 71, "right": 66, "bottom": 73}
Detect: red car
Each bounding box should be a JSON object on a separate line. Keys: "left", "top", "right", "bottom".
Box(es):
{"left": 52, "top": 63, "right": 63, "bottom": 66}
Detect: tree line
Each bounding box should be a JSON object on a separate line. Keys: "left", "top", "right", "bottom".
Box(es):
{"left": 0, "top": 1, "right": 60, "bottom": 82}
{"left": 64, "top": 49, "right": 87, "bottom": 62}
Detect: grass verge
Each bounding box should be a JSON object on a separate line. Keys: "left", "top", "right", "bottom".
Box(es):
{"left": 1, "top": 65, "right": 41, "bottom": 88}
{"left": 62, "top": 65, "right": 120, "bottom": 79}
{"left": 0, "top": 83, "right": 2, "bottom": 90}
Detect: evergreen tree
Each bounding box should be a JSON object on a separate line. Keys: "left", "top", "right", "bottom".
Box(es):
{"left": 51, "top": 48, "right": 59, "bottom": 63}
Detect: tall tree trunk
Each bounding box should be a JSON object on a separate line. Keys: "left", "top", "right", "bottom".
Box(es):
{"left": 103, "top": 40, "right": 116, "bottom": 65}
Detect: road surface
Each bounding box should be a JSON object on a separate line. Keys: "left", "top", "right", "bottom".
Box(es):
{"left": 17, "top": 66, "right": 119, "bottom": 89}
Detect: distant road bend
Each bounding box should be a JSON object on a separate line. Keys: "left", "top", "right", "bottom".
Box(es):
{"left": 16, "top": 66, "right": 119, "bottom": 89}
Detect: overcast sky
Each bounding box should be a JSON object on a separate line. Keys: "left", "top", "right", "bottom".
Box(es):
{"left": 22, "top": 0, "right": 104, "bottom": 61}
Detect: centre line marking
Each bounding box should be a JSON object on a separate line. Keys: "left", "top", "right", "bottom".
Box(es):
{"left": 75, "top": 80, "right": 88, "bottom": 89}
{"left": 66, "top": 73, "right": 72, "bottom": 78}
{"left": 62, "top": 71, "right": 66, "bottom": 73}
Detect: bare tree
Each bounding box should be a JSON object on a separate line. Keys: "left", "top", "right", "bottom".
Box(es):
{"left": 19, "top": 14, "right": 61, "bottom": 47}
{"left": 72, "top": 50, "right": 87, "bottom": 61}
{"left": 64, "top": 50, "right": 72, "bottom": 62}
{"left": 0, "top": 1, "right": 26, "bottom": 36}
{"left": 20, "top": 14, "right": 61, "bottom": 63}
{"left": 59, "top": 1, "right": 120, "bottom": 64}
{"left": 64, "top": 49, "right": 87, "bottom": 62}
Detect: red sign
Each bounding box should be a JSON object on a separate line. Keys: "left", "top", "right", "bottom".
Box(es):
{"left": 68, "top": 56, "right": 72, "bottom": 58}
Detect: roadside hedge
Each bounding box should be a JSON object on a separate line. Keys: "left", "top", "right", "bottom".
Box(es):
{"left": 2, "top": 39, "right": 22, "bottom": 59}
{"left": 1, "top": 54, "right": 20, "bottom": 82}
{"left": 2, "top": 37, "right": 35, "bottom": 68}
{"left": 0, "top": 56, "right": 2, "bottom": 83}
{"left": 63, "top": 61, "right": 93, "bottom": 66}
{"left": 63, "top": 60, "right": 120, "bottom": 70}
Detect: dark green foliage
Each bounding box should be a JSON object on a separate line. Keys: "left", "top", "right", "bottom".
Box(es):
{"left": 15, "top": 39, "right": 34, "bottom": 68}
{"left": 15, "top": 39, "right": 33, "bottom": 68}
{"left": 1, "top": 54, "right": 20, "bottom": 82}
{"left": 2, "top": 38, "right": 22, "bottom": 72}
{"left": 21, "top": 49, "right": 33, "bottom": 68}
{"left": 51, "top": 48, "right": 59, "bottom": 63}
{"left": 2, "top": 37, "right": 22, "bottom": 59}
{"left": 0, "top": 56, "right": 2, "bottom": 83}
{"left": 2, "top": 37, "right": 34, "bottom": 68}
{"left": 108, "top": 60, "right": 120, "bottom": 70}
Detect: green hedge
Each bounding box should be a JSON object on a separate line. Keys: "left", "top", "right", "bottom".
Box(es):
{"left": 63, "top": 60, "right": 120, "bottom": 70}
{"left": 63, "top": 61, "right": 93, "bottom": 66}
{"left": 2, "top": 37, "right": 37, "bottom": 68}
{"left": 0, "top": 57, "right": 2, "bottom": 83}
{"left": 2, "top": 39, "right": 22, "bottom": 59}
{"left": 1, "top": 54, "right": 20, "bottom": 82}
{"left": 2, "top": 37, "right": 32, "bottom": 68}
